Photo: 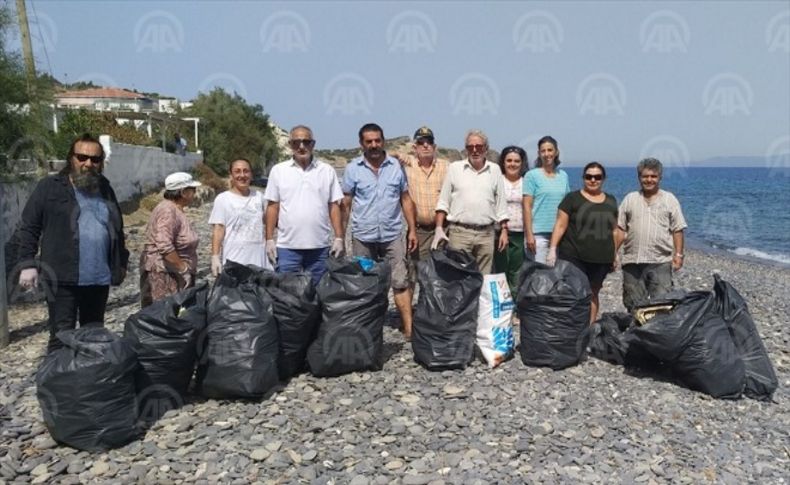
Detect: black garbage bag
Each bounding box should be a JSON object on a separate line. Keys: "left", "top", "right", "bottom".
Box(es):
{"left": 516, "top": 259, "right": 592, "bottom": 369}
{"left": 588, "top": 313, "right": 633, "bottom": 365}
{"left": 307, "top": 257, "right": 390, "bottom": 377}
{"left": 196, "top": 261, "right": 279, "bottom": 399}
{"left": 713, "top": 274, "right": 778, "bottom": 401}
{"left": 412, "top": 248, "right": 483, "bottom": 370}
{"left": 123, "top": 283, "right": 208, "bottom": 424}
{"left": 625, "top": 291, "right": 746, "bottom": 398}
{"left": 259, "top": 270, "right": 321, "bottom": 381}
{"left": 35, "top": 327, "right": 140, "bottom": 451}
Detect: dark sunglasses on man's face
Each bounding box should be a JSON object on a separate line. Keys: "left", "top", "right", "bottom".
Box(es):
{"left": 465, "top": 144, "right": 486, "bottom": 152}
{"left": 289, "top": 139, "right": 315, "bottom": 148}
{"left": 584, "top": 173, "right": 604, "bottom": 181}
{"left": 415, "top": 139, "right": 434, "bottom": 147}
{"left": 74, "top": 153, "right": 104, "bottom": 163}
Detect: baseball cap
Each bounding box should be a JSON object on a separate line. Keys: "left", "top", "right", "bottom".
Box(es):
{"left": 413, "top": 126, "right": 435, "bottom": 142}
{"left": 165, "top": 172, "right": 202, "bottom": 191}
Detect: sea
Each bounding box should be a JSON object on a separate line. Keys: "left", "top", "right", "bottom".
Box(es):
{"left": 558, "top": 167, "right": 790, "bottom": 267}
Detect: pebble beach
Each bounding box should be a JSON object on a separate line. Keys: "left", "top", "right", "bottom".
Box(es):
{"left": 1, "top": 200, "right": 788, "bottom": 484}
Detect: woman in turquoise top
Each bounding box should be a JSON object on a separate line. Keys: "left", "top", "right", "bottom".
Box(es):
{"left": 522, "top": 136, "right": 570, "bottom": 263}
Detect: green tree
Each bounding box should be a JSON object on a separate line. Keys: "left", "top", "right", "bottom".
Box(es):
{"left": 0, "top": 6, "right": 55, "bottom": 175}
{"left": 52, "top": 109, "right": 154, "bottom": 157}
{"left": 185, "top": 88, "right": 280, "bottom": 176}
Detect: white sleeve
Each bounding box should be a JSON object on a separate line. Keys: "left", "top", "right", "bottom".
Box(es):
{"left": 208, "top": 193, "right": 226, "bottom": 225}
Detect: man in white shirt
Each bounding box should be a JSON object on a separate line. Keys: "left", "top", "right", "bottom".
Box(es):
{"left": 432, "top": 130, "right": 509, "bottom": 274}
{"left": 209, "top": 158, "right": 271, "bottom": 275}
{"left": 264, "top": 125, "right": 345, "bottom": 285}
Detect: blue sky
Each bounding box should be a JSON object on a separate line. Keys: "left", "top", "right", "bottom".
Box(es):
{"left": 7, "top": 1, "right": 790, "bottom": 166}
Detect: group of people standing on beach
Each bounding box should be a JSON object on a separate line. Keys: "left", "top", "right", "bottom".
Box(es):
{"left": 12, "top": 125, "right": 687, "bottom": 352}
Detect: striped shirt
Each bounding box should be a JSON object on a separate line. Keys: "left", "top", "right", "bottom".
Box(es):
{"left": 402, "top": 156, "right": 448, "bottom": 225}
{"left": 523, "top": 168, "right": 570, "bottom": 234}
{"left": 617, "top": 190, "right": 687, "bottom": 265}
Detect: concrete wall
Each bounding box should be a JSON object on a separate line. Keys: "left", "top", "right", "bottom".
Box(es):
{"left": 1, "top": 137, "right": 202, "bottom": 244}
{"left": 100, "top": 136, "right": 202, "bottom": 202}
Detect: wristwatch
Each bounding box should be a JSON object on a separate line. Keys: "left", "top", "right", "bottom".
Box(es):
{"left": 674, "top": 253, "right": 684, "bottom": 259}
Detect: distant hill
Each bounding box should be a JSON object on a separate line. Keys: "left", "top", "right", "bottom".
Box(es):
{"left": 316, "top": 135, "right": 492, "bottom": 168}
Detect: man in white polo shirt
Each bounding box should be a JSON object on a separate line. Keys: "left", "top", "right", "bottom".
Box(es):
{"left": 264, "top": 125, "right": 345, "bottom": 285}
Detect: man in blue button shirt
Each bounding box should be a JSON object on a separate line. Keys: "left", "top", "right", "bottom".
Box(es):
{"left": 341, "top": 123, "right": 418, "bottom": 340}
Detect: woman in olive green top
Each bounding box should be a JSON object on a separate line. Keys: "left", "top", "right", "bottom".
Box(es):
{"left": 547, "top": 162, "right": 618, "bottom": 323}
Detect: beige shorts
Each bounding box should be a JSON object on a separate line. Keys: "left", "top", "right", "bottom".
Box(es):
{"left": 352, "top": 237, "right": 410, "bottom": 290}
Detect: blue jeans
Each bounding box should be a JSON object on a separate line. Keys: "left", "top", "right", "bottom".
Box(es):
{"left": 276, "top": 247, "right": 330, "bottom": 286}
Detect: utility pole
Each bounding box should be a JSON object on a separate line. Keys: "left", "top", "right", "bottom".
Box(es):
{"left": 0, "top": 193, "right": 9, "bottom": 348}
{"left": 15, "top": 0, "right": 36, "bottom": 95}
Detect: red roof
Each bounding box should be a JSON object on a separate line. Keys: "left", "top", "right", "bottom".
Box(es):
{"left": 56, "top": 87, "right": 148, "bottom": 100}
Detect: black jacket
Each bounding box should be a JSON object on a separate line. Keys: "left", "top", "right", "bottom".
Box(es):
{"left": 14, "top": 169, "right": 129, "bottom": 286}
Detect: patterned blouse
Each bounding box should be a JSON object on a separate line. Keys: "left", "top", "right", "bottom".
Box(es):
{"left": 141, "top": 199, "right": 199, "bottom": 273}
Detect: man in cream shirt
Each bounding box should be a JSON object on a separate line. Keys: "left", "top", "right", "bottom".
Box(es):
{"left": 432, "top": 129, "right": 509, "bottom": 274}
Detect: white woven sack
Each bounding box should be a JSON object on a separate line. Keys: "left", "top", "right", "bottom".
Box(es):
{"left": 476, "top": 273, "right": 515, "bottom": 367}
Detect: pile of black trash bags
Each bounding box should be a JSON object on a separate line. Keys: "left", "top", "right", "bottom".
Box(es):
{"left": 35, "top": 250, "right": 778, "bottom": 451}
{"left": 589, "top": 274, "right": 778, "bottom": 401}
{"left": 35, "top": 257, "right": 389, "bottom": 451}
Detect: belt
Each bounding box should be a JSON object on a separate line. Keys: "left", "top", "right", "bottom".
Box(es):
{"left": 416, "top": 223, "right": 436, "bottom": 230}
{"left": 451, "top": 221, "right": 494, "bottom": 231}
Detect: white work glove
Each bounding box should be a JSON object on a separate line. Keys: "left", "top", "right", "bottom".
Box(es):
{"left": 546, "top": 247, "right": 557, "bottom": 267}
{"left": 431, "top": 226, "right": 449, "bottom": 250}
{"left": 266, "top": 239, "right": 278, "bottom": 266}
{"left": 330, "top": 238, "right": 345, "bottom": 258}
{"left": 211, "top": 255, "right": 223, "bottom": 277}
{"left": 19, "top": 268, "right": 38, "bottom": 289}
{"left": 183, "top": 272, "right": 194, "bottom": 288}
{"left": 177, "top": 266, "right": 193, "bottom": 288}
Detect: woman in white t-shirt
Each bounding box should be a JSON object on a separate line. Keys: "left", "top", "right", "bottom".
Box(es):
{"left": 494, "top": 145, "right": 528, "bottom": 295}
{"left": 209, "top": 158, "right": 272, "bottom": 275}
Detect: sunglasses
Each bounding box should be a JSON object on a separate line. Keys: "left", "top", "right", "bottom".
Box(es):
{"left": 584, "top": 174, "right": 604, "bottom": 181}
{"left": 415, "top": 139, "right": 434, "bottom": 147}
{"left": 465, "top": 144, "right": 486, "bottom": 152}
{"left": 289, "top": 139, "right": 315, "bottom": 148}
{"left": 74, "top": 153, "right": 104, "bottom": 163}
